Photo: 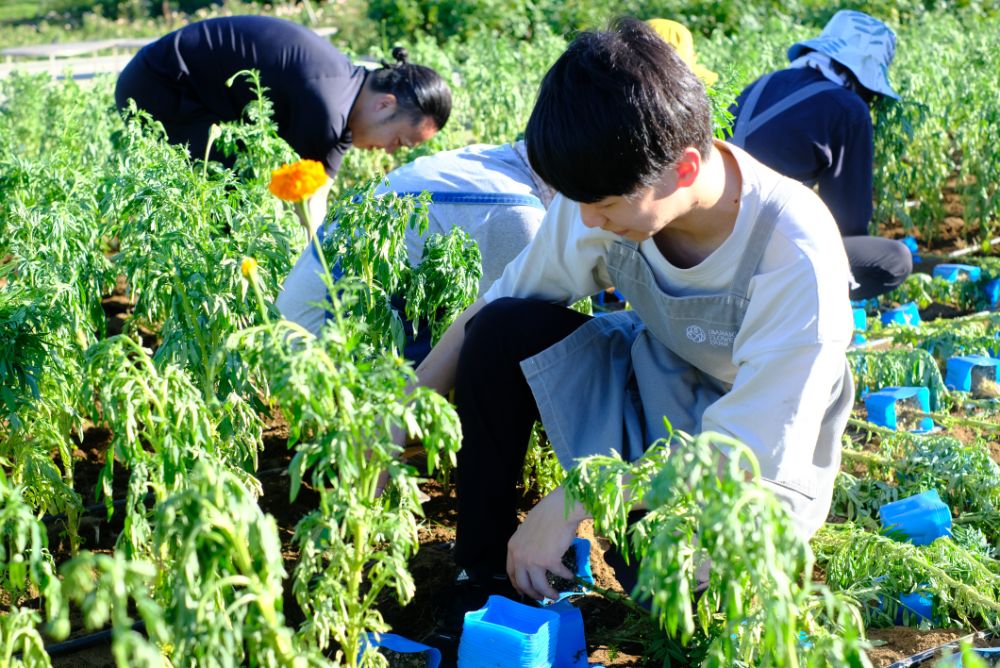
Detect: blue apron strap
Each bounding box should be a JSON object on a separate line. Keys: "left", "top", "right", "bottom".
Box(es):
{"left": 392, "top": 190, "right": 545, "bottom": 209}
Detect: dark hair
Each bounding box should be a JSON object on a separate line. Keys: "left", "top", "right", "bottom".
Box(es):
{"left": 368, "top": 46, "right": 452, "bottom": 131}
{"left": 525, "top": 17, "right": 712, "bottom": 203}
{"left": 828, "top": 58, "right": 876, "bottom": 105}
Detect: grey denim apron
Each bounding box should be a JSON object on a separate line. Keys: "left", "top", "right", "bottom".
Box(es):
{"left": 520, "top": 189, "right": 853, "bottom": 536}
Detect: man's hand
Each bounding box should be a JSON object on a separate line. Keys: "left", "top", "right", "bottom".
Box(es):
{"left": 506, "top": 486, "right": 588, "bottom": 601}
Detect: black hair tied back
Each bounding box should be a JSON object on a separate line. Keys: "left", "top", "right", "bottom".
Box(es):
{"left": 370, "top": 45, "right": 452, "bottom": 130}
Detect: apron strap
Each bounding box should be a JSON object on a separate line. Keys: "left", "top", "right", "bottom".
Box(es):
{"left": 727, "top": 187, "right": 791, "bottom": 299}
{"left": 730, "top": 73, "right": 774, "bottom": 148}
{"left": 613, "top": 198, "right": 786, "bottom": 303}
{"left": 731, "top": 74, "right": 841, "bottom": 148}
{"left": 393, "top": 190, "right": 545, "bottom": 209}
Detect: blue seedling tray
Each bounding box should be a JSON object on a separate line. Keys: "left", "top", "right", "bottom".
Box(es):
{"left": 933, "top": 263, "right": 982, "bottom": 283}
{"left": 362, "top": 633, "right": 442, "bottom": 668}
{"left": 459, "top": 595, "right": 560, "bottom": 667}
{"left": 879, "top": 489, "right": 952, "bottom": 546}
{"left": 865, "top": 386, "right": 934, "bottom": 433}
{"left": 881, "top": 302, "right": 921, "bottom": 327}
{"left": 852, "top": 307, "right": 868, "bottom": 344}
{"left": 946, "top": 355, "right": 1000, "bottom": 393}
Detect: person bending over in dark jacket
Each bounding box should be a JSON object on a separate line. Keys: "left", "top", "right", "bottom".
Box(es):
{"left": 115, "top": 15, "right": 451, "bottom": 226}
{"left": 729, "top": 10, "right": 912, "bottom": 300}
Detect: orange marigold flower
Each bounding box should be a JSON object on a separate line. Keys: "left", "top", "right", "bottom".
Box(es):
{"left": 241, "top": 257, "right": 259, "bottom": 279}
{"left": 268, "top": 159, "right": 328, "bottom": 202}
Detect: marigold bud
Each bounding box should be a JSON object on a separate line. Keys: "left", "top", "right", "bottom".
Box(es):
{"left": 241, "top": 257, "right": 258, "bottom": 279}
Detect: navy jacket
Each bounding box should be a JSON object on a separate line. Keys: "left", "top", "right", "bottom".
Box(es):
{"left": 730, "top": 67, "right": 874, "bottom": 237}
{"left": 137, "top": 15, "right": 366, "bottom": 176}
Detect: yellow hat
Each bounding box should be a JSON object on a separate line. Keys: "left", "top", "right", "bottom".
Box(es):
{"left": 646, "top": 18, "right": 718, "bottom": 86}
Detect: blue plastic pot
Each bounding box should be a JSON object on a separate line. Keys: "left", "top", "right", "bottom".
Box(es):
{"left": 546, "top": 538, "right": 595, "bottom": 604}
{"left": 945, "top": 355, "right": 1000, "bottom": 393}
{"left": 896, "top": 590, "right": 934, "bottom": 625}
{"left": 985, "top": 278, "right": 1000, "bottom": 308}
{"left": 881, "top": 302, "right": 921, "bottom": 327}
{"left": 547, "top": 600, "right": 587, "bottom": 667}
{"left": 459, "top": 595, "right": 560, "bottom": 667}
{"left": 902, "top": 236, "right": 921, "bottom": 263}
{"left": 879, "top": 490, "right": 952, "bottom": 545}
{"left": 933, "top": 263, "right": 982, "bottom": 283}
{"left": 362, "top": 633, "right": 442, "bottom": 668}
{"left": 864, "top": 386, "right": 934, "bottom": 433}
{"left": 852, "top": 307, "right": 868, "bottom": 345}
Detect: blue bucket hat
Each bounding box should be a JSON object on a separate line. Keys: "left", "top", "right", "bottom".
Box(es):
{"left": 787, "top": 10, "right": 899, "bottom": 99}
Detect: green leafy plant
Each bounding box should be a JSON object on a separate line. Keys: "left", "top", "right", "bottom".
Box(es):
{"left": 565, "top": 430, "right": 870, "bottom": 666}
{"left": 814, "top": 522, "right": 1000, "bottom": 628}
{"left": 848, "top": 348, "right": 951, "bottom": 411}
{"left": 231, "top": 286, "right": 462, "bottom": 667}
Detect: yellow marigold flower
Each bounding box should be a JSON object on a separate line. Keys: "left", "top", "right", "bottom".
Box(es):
{"left": 241, "top": 257, "right": 258, "bottom": 279}
{"left": 268, "top": 159, "right": 327, "bottom": 202}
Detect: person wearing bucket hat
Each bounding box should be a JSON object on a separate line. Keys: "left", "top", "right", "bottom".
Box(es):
{"left": 646, "top": 18, "right": 718, "bottom": 85}
{"left": 729, "top": 10, "right": 912, "bottom": 301}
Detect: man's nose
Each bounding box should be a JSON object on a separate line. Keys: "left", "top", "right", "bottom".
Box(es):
{"left": 579, "top": 204, "right": 605, "bottom": 229}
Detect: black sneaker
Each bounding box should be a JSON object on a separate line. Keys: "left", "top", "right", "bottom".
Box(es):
{"left": 422, "top": 569, "right": 529, "bottom": 667}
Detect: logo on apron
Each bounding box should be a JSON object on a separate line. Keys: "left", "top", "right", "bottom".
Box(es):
{"left": 685, "top": 325, "right": 707, "bottom": 343}
{"left": 686, "top": 325, "right": 736, "bottom": 346}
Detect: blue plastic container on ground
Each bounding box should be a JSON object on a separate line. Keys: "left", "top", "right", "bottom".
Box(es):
{"left": 879, "top": 490, "right": 952, "bottom": 545}
{"left": 547, "top": 600, "right": 587, "bottom": 667}
{"left": 864, "top": 386, "right": 934, "bottom": 433}
{"left": 896, "top": 590, "right": 934, "bottom": 625}
{"left": 362, "top": 633, "right": 442, "bottom": 668}
{"left": 881, "top": 302, "right": 921, "bottom": 327}
{"left": 874, "top": 579, "right": 935, "bottom": 625}
{"left": 459, "top": 595, "right": 560, "bottom": 667}
{"left": 945, "top": 355, "right": 1000, "bottom": 393}
{"left": 852, "top": 307, "right": 868, "bottom": 344}
{"left": 985, "top": 278, "right": 1000, "bottom": 308}
{"left": 901, "top": 236, "right": 921, "bottom": 263}
{"left": 933, "top": 263, "right": 982, "bottom": 283}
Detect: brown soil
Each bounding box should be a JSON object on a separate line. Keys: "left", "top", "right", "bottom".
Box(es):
{"left": 880, "top": 185, "right": 987, "bottom": 254}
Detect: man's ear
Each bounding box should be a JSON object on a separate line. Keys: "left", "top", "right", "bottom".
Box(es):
{"left": 375, "top": 93, "right": 397, "bottom": 112}
{"left": 674, "top": 147, "right": 702, "bottom": 188}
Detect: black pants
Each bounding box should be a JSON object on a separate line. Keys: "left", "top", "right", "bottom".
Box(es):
{"left": 115, "top": 56, "right": 233, "bottom": 167}
{"left": 844, "top": 236, "right": 912, "bottom": 301}
{"left": 453, "top": 298, "right": 711, "bottom": 600}
{"left": 453, "top": 297, "right": 591, "bottom": 575}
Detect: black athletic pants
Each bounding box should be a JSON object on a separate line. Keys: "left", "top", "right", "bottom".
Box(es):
{"left": 844, "top": 236, "right": 913, "bottom": 301}
{"left": 452, "top": 297, "right": 712, "bottom": 600}
{"left": 453, "top": 297, "right": 591, "bottom": 576}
